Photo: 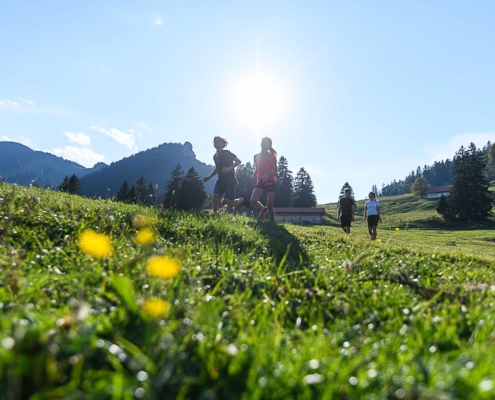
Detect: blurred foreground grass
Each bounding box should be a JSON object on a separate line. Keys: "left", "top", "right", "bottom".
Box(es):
{"left": 1, "top": 184, "right": 495, "bottom": 399}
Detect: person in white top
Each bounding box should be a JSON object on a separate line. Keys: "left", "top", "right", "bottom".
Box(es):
{"left": 363, "top": 191, "right": 382, "bottom": 240}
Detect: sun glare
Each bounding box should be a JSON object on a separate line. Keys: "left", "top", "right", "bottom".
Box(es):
{"left": 233, "top": 75, "right": 284, "bottom": 133}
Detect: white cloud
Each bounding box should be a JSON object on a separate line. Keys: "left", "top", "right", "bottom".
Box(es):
{"left": 2, "top": 136, "right": 12, "bottom": 141}
{"left": 0, "top": 99, "right": 19, "bottom": 107}
{"left": 19, "top": 136, "right": 34, "bottom": 148}
{"left": 89, "top": 125, "right": 136, "bottom": 149}
{"left": 51, "top": 146, "right": 105, "bottom": 168}
{"left": 63, "top": 131, "right": 91, "bottom": 146}
{"left": 20, "top": 98, "right": 35, "bottom": 106}
{"left": 155, "top": 14, "right": 163, "bottom": 25}
{"left": 424, "top": 132, "right": 495, "bottom": 162}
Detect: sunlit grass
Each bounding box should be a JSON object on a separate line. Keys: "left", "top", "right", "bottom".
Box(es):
{"left": 1, "top": 184, "right": 495, "bottom": 398}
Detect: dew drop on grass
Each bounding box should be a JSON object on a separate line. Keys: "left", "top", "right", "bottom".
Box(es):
{"left": 2, "top": 337, "right": 14, "bottom": 349}
{"left": 137, "top": 371, "right": 148, "bottom": 381}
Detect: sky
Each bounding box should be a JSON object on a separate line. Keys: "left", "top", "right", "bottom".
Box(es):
{"left": 1, "top": 1, "right": 495, "bottom": 203}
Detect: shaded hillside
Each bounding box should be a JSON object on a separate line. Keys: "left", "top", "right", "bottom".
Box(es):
{"left": 80, "top": 142, "right": 215, "bottom": 197}
{"left": 0, "top": 141, "right": 106, "bottom": 187}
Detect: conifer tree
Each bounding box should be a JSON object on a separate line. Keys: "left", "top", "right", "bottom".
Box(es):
{"left": 235, "top": 162, "right": 255, "bottom": 200}
{"left": 176, "top": 167, "right": 207, "bottom": 210}
{"left": 134, "top": 175, "right": 149, "bottom": 204}
{"left": 339, "top": 182, "right": 355, "bottom": 199}
{"left": 449, "top": 143, "right": 493, "bottom": 220}
{"left": 436, "top": 194, "right": 455, "bottom": 220}
{"left": 293, "top": 168, "right": 317, "bottom": 207}
{"left": 486, "top": 143, "right": 495, "bottom": 181}
{"left": 59, "top": 174, "right": 82, "bottom": 195}
{"left": 68, "top": 174, "right": 83, "bottom": 195}
{"left": 163, "top": 163, "right": 184, "bottom": 209}
{"left": 274, "top": 156, "right": 293, "bottom": 207}
{"left": 59, "top": 175, "right": 70, "bottom": 193}
{"left": 116, "top": 180, "right": 131, "bottom": 203}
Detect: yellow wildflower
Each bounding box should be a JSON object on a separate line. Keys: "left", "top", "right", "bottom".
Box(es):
{"left": 78, "top": 229, "right": 114, "bottom": 258}
{"left": 142, "top": 299, "right": 169, "bottom": 318}
{"left": 395, "top": 227, "right": 400, "bottom": 231}
{"left": 147, "top": 256, "right": 180, "bottom": 279}
{"left": 376, "top": 238, "right": 382, "bottom": 243}
{"left": 136, "top": 228, "right": 155, "bottom": 246}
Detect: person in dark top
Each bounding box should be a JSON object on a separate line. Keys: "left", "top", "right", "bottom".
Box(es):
{"left": 203, "top": 136, "right": 250, "bottom": 213}
{"left": 337, "top": 188, "right": 356, "bottom": 234}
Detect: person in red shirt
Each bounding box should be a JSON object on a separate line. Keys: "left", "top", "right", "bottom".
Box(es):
{"left": 250, "top": 137, "right": 278, "bottom": 221}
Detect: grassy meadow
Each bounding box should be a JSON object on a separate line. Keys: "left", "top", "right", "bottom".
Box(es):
{"left": 1, "top": 183, "right": 495, "bottom": 399}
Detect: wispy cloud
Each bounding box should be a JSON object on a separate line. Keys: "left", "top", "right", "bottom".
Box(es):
{"left": 424, "top": 132, "right": 495, "bottom": 162}
{"left": 155, "top": 14, "right": 163, "bottom": 26}
{"left": 64, "top": 131, "right": 91, "bottom": 146}
{"left": 1, "top": 135, "right": 12, "bottom": 141}
{"left": 20, "top": 98, "right": 35, "bottom": 106}
{"left": 0, "top": 99, "right": 20, "bottom": 107}
{"left": 89, "top": 125, "right": 136, "bottom": 150}
{"left": 51, "top": 146, "right": 105, "bottom": 168}
{"left": 19, "top": 136, "right": 34, "bottom": 148}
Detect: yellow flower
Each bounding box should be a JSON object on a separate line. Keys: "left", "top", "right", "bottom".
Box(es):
{"left": 142, "top": 299, "right": 169, "bottom": 318}
{"left": 78, "top": 229, "right": 114, "bottom": 258}
{"left": 147, "top": 256, "right": 180, "bottom": 279}
{"left": 376, "top": 238, "right": 382, "bottom": 243}
{"left": 395, "top": 227, "right": 400, "bottom": 231}
{"left": 136, "top": 228, "right": 155, "bottom": 246}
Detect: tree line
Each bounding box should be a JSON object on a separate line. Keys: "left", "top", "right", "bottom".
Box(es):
{"left": 58, "top": 156, "right": 318, "bottom": 210}
{"left": 380, "top": 140, "right": 494, "bottom": 197}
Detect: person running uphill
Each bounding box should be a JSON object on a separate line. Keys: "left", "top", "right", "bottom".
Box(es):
{"left": 203, "top": 136, "right": 250, "bottom": 212}
{"left": 251, "top": 137, "right": 277, "bottom": 221}
{"left": 364, "top": 191, "right": 381, "bottom": 240}
{"left": 337, "top": 188, "right": 356, "bottom": 234}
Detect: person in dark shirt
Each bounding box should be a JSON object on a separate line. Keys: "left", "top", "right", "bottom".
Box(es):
{"left": 203, "top": 136, "right": 250, "bottom": 213}
{"left": 337, "top": 188, "right": 356, "bottom": 234}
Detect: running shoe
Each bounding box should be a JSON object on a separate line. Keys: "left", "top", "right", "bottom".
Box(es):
{"left": 258, "top": 206, "right": 268, "bottom": 219}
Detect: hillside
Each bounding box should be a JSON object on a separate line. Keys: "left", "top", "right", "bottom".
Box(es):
{"left": 322, "top": 193, "right": 495, "bottom": 258}
{"left": 1, "top": 183, "right": 495, "bottom": 398}
{"left": 79, "top": 142, "right": 215, "bottom": 198}
{"left": 0, "top": 141, "right": 106, "bottom": 187}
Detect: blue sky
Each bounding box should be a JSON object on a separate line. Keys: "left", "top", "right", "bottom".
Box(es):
{"left": 1, "top": 1, "right": 494, "bottom": 203}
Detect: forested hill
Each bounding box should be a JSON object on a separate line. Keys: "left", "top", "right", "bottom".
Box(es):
{"left": 380, "top": 140, "right": 494, "bottom": 196}
{"left": 79, "top": 142, "right": 215, "bottom": 198}
{"left": 0, "top": 141, "right": 106, "bottom": 187}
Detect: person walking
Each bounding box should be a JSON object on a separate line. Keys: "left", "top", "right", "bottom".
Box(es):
{"left": 337, "top": 188, "right": 356, "bottom": 234}
{"left": 363, "top": 191, "right": 381, "bottom": 240}
{"left": 203, "top": 136, "right": 250, "bottom": 212}
{"left": 250, "top": 137, "right": 278, "bottom": 221}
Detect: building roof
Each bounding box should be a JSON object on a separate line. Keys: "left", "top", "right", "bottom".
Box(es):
{"left": 426, "top": 186, "right": 452, "bottom": 194}
{"left": 274, "top": 207, "right": 326, "bottom": 214}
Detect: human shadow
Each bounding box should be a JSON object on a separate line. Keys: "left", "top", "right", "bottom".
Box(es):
{"left": 255, "top": 220, "right": 312, "bottom": 271}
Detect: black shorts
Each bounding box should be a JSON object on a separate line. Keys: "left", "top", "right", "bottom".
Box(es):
{"left": 341, "top": 215, "right": 352, "bottom": 228}
{"left": 367, "top": 215, "right": 379, "bottom": 227}
{"left": 254, "top": 180, "right": 276, "bottom": 192}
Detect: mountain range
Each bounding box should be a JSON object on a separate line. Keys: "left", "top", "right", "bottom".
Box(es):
{"left": 0, "top": 141, "right": 215, "bottom": 197}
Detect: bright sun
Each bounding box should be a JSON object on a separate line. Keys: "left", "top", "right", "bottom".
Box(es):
{"left": 233, "top": 75, "right": 284, "bottom": 132}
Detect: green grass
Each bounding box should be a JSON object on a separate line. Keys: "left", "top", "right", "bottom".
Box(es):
{"left": 1, "top": 184, "right": 495, "bottom": 399}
